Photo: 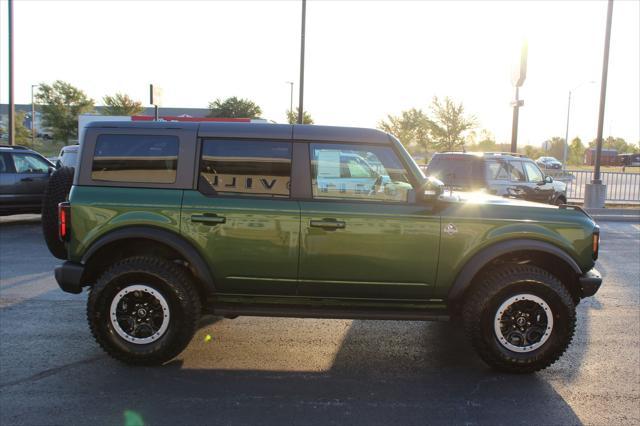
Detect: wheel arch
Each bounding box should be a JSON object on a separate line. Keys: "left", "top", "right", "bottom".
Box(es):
{"left": 448, "top": 239, "right": 582, "bottom": 308}
{"left": 80, "top": 226, "right": 215, "bottom": 298}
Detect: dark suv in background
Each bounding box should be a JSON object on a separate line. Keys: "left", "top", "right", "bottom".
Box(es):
{"left": 425, "top": 152, "right": 567, "bottom": 205}
{"left": 0, "top": 144, "right": 55, "bottom": 215}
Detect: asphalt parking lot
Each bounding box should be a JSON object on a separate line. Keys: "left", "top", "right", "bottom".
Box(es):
{"left": 1, "top": 220, "right": 639, "bottom": 425}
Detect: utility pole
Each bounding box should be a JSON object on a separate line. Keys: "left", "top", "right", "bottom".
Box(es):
{"left": 31, "top": 85, "right": 38, "bottom": 144}
{"left": 585, "top": 0, "right": 614, "bottom": 208}
{"left": 297, "top": 0, "right": 306, "bottom": 125}
{"left": 286, "top": 81, "right": 294, "bottom": 119}
{"left": 562, "top": 81, "right": 594, "bottom": 170}
{"left": 8, "top": 0, "right": 15, "bottom": 145}
{"left": 510, "top": 41, "right": 528, "bottom": 153}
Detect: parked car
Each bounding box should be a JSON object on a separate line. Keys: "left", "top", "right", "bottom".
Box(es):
{"left": 536, "top": 156, "right": 563, "bottom": 170}
{"left": 55, "top": 144, "right": 80, "bottom": 168}
{"left": 617, "top": 153, "right": 640, "bottom": 171}
{"left": 426, "top": 152, "right": 567, "bottom": 205}
{"left": 45, "top": 121, "right": 601, "bottom": 373}
{"left": 0, "top": 144, "right": 55, "bottom": 215}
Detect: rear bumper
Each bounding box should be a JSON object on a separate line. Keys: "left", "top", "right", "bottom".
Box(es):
{"left": 54, "top": 261, "right": 84, "bottom": 294}
{"left": 579, "top": 268, "right": 602, "bottom": 298}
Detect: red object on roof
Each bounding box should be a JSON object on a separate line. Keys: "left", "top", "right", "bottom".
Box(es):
{"left": 131, "top": 116, "right": 251, "bottom": 122}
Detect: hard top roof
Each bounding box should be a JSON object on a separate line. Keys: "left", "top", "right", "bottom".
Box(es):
{"left": 86, "top": 121, "right": 392, "bottom": 144}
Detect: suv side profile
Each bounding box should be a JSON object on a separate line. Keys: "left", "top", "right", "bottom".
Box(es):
{"left": 426, "top": 152, "right": 568, "bottom": 205}
{"left": 49, "top": 122, "right": 601, "bottom": 373}
{"left": 0, "top": 144, "right": 55, "bottom": 215}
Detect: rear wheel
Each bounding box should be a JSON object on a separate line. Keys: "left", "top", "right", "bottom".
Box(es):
{"left": 462, "top": 264, "right": 575, "bottom": 373}
{"left": 87, "top": 257, "right": 201, "bottom": 365}
{"left": 41, "top": 166, "right": 74, "bottom": 259}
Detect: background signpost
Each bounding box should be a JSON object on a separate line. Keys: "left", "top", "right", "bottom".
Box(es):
{"left": 150, "top": 84, "right": 163, "bottom": 121}
{"left": 510, "top": 41, "right": 528, "bottom": 153}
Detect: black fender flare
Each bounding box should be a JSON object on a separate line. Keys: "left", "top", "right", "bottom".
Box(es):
{"left": 81, "top": 226, "right": 215, "bottom": 293}
{"left": 447, "top": 239, "right": 581, "bottom": 301}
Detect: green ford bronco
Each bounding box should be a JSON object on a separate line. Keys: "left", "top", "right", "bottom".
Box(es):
{"left": 45, "top": 121, "right": 601, "bottom": 373}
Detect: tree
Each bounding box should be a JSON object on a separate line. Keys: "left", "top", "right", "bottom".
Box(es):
{"left": 541, "top": 137, "right": 566, "bottom": 160}
{"left": 286, "top": 108, "right": 314, "bottom": 124}
{"left": 207, "top": 97, "right": 262, "bottom": 118}
{"left": 568, "top": 137, "right": 585, "bottom": 165}
{"left": 102, "top": 93, "right": 144, "bottom": 116}
{"left": 589, "top": 136, "right": 637, "bottom": 154}
{"left": 467, "top": 129, "right": 497, "bottom": 152}
{"left": 14, "top": 111, "right": 32, "bottom": 146}
{"left": 35, "top": 80, "right": 94, "bottom": 143}
{"left": 428, "top": 96, "right": 477, "bottom": 151}
{"left": 377, "top": 108, "right": 432, "bottom": 153}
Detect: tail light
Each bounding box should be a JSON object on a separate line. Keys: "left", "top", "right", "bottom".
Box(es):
{"left": 592, "top": 227, "right": 600, "bottom": 260}
{"left": 58, "top": 202, "right": 71, "bottom": 241}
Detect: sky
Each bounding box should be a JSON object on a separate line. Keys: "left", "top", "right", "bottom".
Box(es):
{"left": 0, "top": 0, "right": 638, "bottom": 147}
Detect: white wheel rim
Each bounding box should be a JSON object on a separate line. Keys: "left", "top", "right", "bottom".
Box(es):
{"left": 110, "top": 285, "right": 170, "bottom": 345}
{"left": 493, "top": 293, "right": 554, "bottom": 353}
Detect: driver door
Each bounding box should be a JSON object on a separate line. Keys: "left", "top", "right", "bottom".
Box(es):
{"left": 10, "top": 152, "right": 51, "bottom": 208}
{"left": 523, "top": 161, "right": 554, "bottom": 203}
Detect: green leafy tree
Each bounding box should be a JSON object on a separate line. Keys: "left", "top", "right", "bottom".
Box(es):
{"left": 102, "top": 93, "right": 144, "bottom": 116}
{"left": 207, "top": 97, "right": 262, "bottom": 118}
{"left": 14, "top": 111, "right": 32, "bottom": 146}
{"left": 523, "top": 145, "right": 543, "bottom": 159}
{"left": 428, "top": 96, "right": 477, "bottom": 152}
{"left": 589, "top": 136, "right": 637, "bottom": 154}
{"left": 286, "top": 108, "right": 314, "bottom": 124}
{"left": 467, "top": 129, "right": 497, "bottom": 152}
{"left": 568, "top": 137, "right": 585, "bottom": 165}
{"left": 377, "top": 108, "right": 432, "bottom": 154}
{"left": 541, "top": 137, "right": 566, "bottom": 160}
{"left": 35, "top": 80, "right": 94, "bottom": 143}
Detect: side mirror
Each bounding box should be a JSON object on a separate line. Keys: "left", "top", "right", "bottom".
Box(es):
{"left": 545, "top": 175, "right": 553, "bottom": 184}
{"left": 48, "top": 167, "right": 55, "bottom": 175}
{"left": 421, "top": 176, "right": 444, "bottom": 202}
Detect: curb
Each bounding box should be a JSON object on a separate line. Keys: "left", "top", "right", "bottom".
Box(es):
{"left": 0, "top": 214, "right": 41, "bottom": 226}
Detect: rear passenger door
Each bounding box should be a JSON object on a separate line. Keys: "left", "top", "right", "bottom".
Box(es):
{"left": 298, "top": 143, "right": 440, "bottom": 300}
{"left": 181, "top": 139, "right": 300, "bottom": 296}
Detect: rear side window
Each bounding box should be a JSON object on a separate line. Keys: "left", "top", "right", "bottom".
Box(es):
{"left": 486, "top": 160, "right": 510, "bottom": 181}
{"left": 509, "top": 161, "right": 526, "bottom": 182}
{"left": 426, "top": 155, "right": 484, "bottom": 189}
{"left": 92, "top": 134, "right": 179, "bottom": 183}
{"left": 199, "top": 140, "right": 292, "bottom": 198}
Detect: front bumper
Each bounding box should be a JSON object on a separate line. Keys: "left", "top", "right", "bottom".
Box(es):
{"left": 54, "top": 261, "right": 84, "bottom": 294}
{"left": 579, "top": 268, "right": 602, "bottom": 298}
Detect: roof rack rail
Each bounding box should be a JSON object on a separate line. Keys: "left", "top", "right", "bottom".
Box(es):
{"left": 0, "top": 144, "right": 29, "bottom": 149}
{"left": 483, "top": 152, "right": 527, "bottom": 157}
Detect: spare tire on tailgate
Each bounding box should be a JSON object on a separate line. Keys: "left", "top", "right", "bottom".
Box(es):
{"left": 42, "top": 166, "right": 74, "bottom": 259}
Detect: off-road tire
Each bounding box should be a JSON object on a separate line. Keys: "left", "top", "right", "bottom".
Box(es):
{"left": 87, "top": 256, "right": 201, "bottom": 366}
{"left": 462, "top": 264, "right": 576, "bottom": 373}
{"left": 41, "top": 166, "right": 74, "bottom": 259}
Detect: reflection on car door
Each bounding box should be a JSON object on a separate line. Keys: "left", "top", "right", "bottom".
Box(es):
{"left": 298, "top": 143, "right": 440, "bottom": 300}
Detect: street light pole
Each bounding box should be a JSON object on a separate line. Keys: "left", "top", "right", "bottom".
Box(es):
{"left": 562, "top": 81, "right": 594, "bottom": 170}
{"left": 584, "top": 0, "right": 614, "bottom": 209}
{"left": 8, "top": 0, "right": 15, "bottom": 145}
{"left": 286, "top": 81, "right": 293, "bottom": 118}
{"left": 297, "top": 0, "right": 306, "bottom": 125}
{"left": 31, "top": 85, "right": 38, "bottom": 144}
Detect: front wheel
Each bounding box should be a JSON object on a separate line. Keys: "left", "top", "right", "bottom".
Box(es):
{"left": 462, "top": 264, "right": 576, "bottom": 373}
{"left": 87, "top": 257, "right": 201, "bottom": 365}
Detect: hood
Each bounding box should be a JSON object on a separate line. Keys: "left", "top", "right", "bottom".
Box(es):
{"left": 439, "top": 190, "right": 557, "bottom": 209}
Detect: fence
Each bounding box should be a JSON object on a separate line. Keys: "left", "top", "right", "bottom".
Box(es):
{"left": 549, "top": 169, "right": 640, "bottom": 203}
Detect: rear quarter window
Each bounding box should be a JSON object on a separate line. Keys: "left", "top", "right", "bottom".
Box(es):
{"left": 426, "top": 155, "right": 485, "bottom": 189}
{"left": 91, "top": 134, "right": 179, "bottom": 184}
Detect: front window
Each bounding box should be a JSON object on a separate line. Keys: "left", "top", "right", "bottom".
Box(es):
{"left": 310, "top": 144, "right": 413, "bottom": 203}
{"left": 12, "top": 153, "right": 50, "bottom": 174}
{"left": 524, "top": 161, "right": 544, "bottom": 183}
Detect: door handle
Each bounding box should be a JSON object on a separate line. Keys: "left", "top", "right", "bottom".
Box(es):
{"left": 191, "top": 214, "right": 226, "bottom": 225}
{"left": 20, "top": 177, "right": 33, "bottom": 182}
{"left": 310, "top": 219, "right": 346, "bottom": 230}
